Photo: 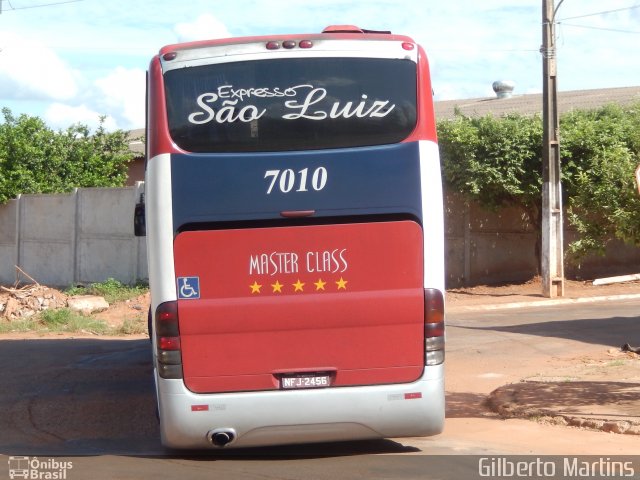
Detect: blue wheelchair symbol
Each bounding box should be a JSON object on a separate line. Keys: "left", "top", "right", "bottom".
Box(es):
{"left": 177, "top": 277, "right": 200, "bottom": 299}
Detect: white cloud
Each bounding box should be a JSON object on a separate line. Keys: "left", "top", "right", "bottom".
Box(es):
{"left": 44, "top": 103, "right": 117, "bottom": 131}
{"left": 0, "top": 32, "right": 80, "bottom": 101}
{"left": 174, "top": 13, "right": 232, "bottom": 42}
{"left": 94, "top": 67, "right": 146, "bottom": 129}
{"left": 41, "top": 67, "right": 145, "bottom": 132}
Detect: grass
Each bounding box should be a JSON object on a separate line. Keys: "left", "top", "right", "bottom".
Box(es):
{"left": 40, "top": 308, "right": 111, "bottom": 334}
{"left": 0, "top": 309, "right": 107, "bottom": 335}
{"left": 65, "top": 278, "right": 148, "bottom": 304}
{"left": 606, "top": 359, "right": 626, "bottom": 368}
{"left": 0, "top": 309, "right": 147, "bottom": 336}
{"left": 117, "top": 318, "right": 147, "bottom": 335}
{"left": 0, "top": 317, "right": 39, "bottom": 333}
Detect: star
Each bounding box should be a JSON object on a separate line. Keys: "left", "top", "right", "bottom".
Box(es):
{"left": 314, "top": 278, "right": 327, "bottom": 291}
{"left": 336, "top": 277, "right": 348, "bottom": 290}
{"left": 271, "top": 280, "right": 283, "bottom": 293}
{"left": 292, "top": 279, "right": 305, "bottom": 292}
{"left": 249, "top": 281, "right": 262, "bottom": 294}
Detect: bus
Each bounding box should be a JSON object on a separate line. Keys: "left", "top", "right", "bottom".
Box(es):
{"left": 140, "top": 25, "right": 445, "bottom": 449}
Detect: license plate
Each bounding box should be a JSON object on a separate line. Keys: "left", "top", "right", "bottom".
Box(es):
{"left": 280, "top": 374, "right": 332, "bottom": 390}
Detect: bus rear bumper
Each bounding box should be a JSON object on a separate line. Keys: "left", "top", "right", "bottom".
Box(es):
{"left": 156, "top": 364, "right": 444, "bottom": 449}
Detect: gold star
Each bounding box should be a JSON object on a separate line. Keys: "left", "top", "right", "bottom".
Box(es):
{"left": 336, "top": 277, "right": 348, "bottom": 290}
{"left": 292, "top": 279, "right": 305, "bottom": 292}
{"left": 249, "top": 281, "right": 262, "bottom": 294}
{"left": 314, "top": 278, "right": 327, "bottom": 291}
{"left": 271, "top": 280, "right": 283, "bottom": 293}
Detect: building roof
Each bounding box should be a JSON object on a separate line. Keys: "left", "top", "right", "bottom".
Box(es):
{"left": 434, "top": 85, "right": 640, "bottom": 120}
{"left": 128, "top": 128, "right": 145, "bottom": 155}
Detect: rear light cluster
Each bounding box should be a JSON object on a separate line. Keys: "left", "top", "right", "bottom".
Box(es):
{"left": 266, "top": 40, "right": 313, "bottom": 50}
{"left": 155, "top": 301, "right": 183, "bottom": 379}
{"left": 424, "top": 288, "right": 445, "bottom": 366}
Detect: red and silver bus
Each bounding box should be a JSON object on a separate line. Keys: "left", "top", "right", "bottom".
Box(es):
{"left": 141, "top": 25, "right": 445, "bottom": 449}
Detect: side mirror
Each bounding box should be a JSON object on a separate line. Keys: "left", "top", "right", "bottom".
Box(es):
{"left": 134, "top": 193, "right": 146, "bottom": 237}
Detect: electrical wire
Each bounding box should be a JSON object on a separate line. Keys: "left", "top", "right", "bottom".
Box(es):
{"left": 2, "top": 0, "right": 84, "bottom": 11}
{"left": 558, "top": 22, "right": 640, "bottom": 34}
{"left": 558, "top": 3, "right": 640, "bottom": 21}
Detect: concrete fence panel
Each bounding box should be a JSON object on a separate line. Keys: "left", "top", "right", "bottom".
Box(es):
{"left": 76, "top": 186, "right": 146, "bottom": 285}
{"left": 19, "top": 193, "right": 76, "bottom": 286}
{"left": 0, "top": 199, "right": 19, "bottom": 285}
{"left": 0, "top": 186, "right": 148, "bottom": 287}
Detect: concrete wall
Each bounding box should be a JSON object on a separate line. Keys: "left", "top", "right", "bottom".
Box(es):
{"left": 0, "top": 198, "right": 19, "bottom": 285}
{"left": 1, "top": 185, "right": 639, "bottom": 287}
{"left": 0, "top": 185, "right": 147, "bottom": 287}
{"left": 444, "top": 192, "right": 640, "bottom": 287}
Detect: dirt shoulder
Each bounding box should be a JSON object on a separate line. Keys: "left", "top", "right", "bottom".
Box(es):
{"left": 447, "top": 276, "right": 640, "bottom": 310}
{"left": 485, "top": 348, "right": 640, "bottom": 436}
{"left": 0, "top": 284, "right": 150, "bottom": 337}
{"left": 447, "top": 276, "right": 640, "bottom": 438}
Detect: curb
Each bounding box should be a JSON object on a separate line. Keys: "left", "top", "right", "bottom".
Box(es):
{"left": 447, "top": 293, "right": 640, "bottom": 313}
{"left": 486, "top": 382, "right": 640, "bottom": 436}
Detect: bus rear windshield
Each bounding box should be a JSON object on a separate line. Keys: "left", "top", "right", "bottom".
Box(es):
{"left": 164, "top": 57, "right": 417, "bottom": 152}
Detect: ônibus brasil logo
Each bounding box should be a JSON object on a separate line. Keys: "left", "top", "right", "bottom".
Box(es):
{"left": 7, "top": 457, "right": 73, "bottom": 479}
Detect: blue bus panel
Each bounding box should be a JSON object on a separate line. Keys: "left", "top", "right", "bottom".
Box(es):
{"left": 170, "top": 142, "right": 423, "bottom": 230}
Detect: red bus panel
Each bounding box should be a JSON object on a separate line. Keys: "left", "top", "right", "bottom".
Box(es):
{"left": 174, "top": 221, "right": 424, "bottom": 393}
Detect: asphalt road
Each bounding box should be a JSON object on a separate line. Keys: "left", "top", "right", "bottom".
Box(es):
{"left": 1, "top": 299, "right": 639, "bottom": 479}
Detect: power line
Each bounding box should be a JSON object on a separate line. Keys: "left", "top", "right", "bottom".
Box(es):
{"left": 560, "top": 22, "right": 640, "bottom": 34}
{"left": 1, "top": 0, "right": 84, "bottom": 11}
{"left": 557, "top": 3, "right": 640, "bottom": 21}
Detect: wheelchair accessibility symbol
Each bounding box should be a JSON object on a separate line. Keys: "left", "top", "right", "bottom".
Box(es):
{"left": 177, "top": 276, "right": 200, "bottom": 299}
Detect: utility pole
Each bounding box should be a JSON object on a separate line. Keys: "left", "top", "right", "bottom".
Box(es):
{"left": 541, "top": 0, "right": 565, "bottom": 297}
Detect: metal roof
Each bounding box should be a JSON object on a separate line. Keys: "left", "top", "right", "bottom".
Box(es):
{"left": 434, "top": 85, "right": 640, "bottom": 120}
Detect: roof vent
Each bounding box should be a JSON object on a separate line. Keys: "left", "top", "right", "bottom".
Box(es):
{"left": 322, "top": 25, "right": 364, "bottom": 34}
{"left": 492, "top": 80, "right": 515, "bottom": 99}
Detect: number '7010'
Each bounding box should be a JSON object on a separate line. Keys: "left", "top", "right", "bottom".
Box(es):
{"left": 264, "top": 167, "right": 328, "bottom": 194}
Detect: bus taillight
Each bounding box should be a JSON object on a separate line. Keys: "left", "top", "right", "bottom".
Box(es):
{"left": 265, "top": 40, "right": 313, "bottom": 50}
{"left": 155, "top": 301, "right": 183, "bottom": 379}
{"left": 162, "top": 51, "right": 178, "bottom": 61}
{"left": 424, "top": 288, "right": 445, "bottom": 366}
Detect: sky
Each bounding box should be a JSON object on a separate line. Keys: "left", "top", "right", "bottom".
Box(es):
{"left": 0, "top": 0, "right": 639, "bottom": 132}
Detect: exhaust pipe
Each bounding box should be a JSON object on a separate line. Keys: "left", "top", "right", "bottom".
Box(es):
{"left": 207, "top": 428, "right": 236, "bottom": 447}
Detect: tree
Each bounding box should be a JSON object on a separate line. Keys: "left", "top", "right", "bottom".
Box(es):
{"left": 560, "top": 103, "right": 640, "bottom": 259}
{"left": 0, "top": 108, "right": 135, "bottom": 203}
{"left": 437, "top": 102, "right": 640, "bottom": 268}
{"left": 437, "top": 112, "right": 545, "bottom": 267}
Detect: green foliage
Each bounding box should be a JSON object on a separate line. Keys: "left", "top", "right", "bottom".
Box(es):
{"left": 437, "top": 102, "right": 640, "bottom": 262}
{"left": 560, "top": 103, "right": 640, "bottom": 259}
{"left": 438, "top": 112, "right": 543, "bottom": 211}
{"left": 39, "top": 308, "right": 109, "bottom": 334}
{"left": 0, "top": 108, "right": 135, "bottom": 203}
{"left": 438, "top": 112, "right": 544, "bottom": 266}
{"left": 0, "top": 308, "right": 145, "bottom": 336}
{"left": 65, "top": 278, "right": 148, "bottom": 304}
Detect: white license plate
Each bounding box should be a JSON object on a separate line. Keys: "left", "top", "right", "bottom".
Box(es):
{"left": 280, "top": 374, "right": 332, "bottom": 390}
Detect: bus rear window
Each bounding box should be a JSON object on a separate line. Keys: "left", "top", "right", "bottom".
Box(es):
{"left": 164, "top": 57, "right": 417, "bottom": 152}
